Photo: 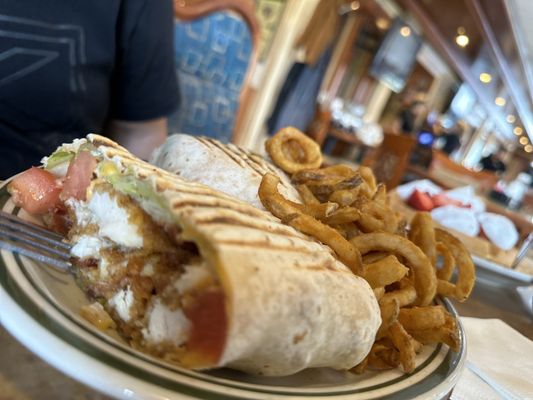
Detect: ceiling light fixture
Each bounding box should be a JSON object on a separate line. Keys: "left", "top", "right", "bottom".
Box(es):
{"left": 376, "top": 18, "right": 389, "bottom": 30}
{"left": 350, "top": 1, "right": 360, "bottom": 11}
{"left": 455, "top": 27, "right": 469, "bottom": 47}
{"left": 479, "top": 73, "right": 492, "bottom": 83}
{"left": 495, "top": 97, "right": 506, "bottom": 106}
{"left": 507, "top": 114, "right": 516, "bottom": 124}
{"left": 519, "top": 136, "right": 528, "bottom": 145}
{"left": 400, "top": 26, "right": 411, "bottom": 37}
{"left": 525, "top": 144, "right": 533, "bottom": 153}
{"left": 514, "top": 126, "right": 523, "bottom": 135}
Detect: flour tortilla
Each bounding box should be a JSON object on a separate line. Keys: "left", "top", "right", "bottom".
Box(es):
{"left": 71, "top": 134, "right": 381, "bottom": 376}
{"left": 150, "top": 134, "right": 301, "bottom": 210}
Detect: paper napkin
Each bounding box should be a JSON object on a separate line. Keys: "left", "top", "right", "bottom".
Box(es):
{"left": 452, "top": 317, "right": 533, "bottom": 400}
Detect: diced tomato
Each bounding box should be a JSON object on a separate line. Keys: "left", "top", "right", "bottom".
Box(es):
{"left": 183, "top": 288, "right": 227, "bottom": 367}
{"left": 8, "top": 167, "right": 62, "bottom": 214}
{"left": 61, "top": 151, "right": 97, "bottom": 201}
{"left": 430, "top": 193, "right": 464, "bottom": 208}
{"left": 407, "top": 189, "right": 434, "bottom": 211}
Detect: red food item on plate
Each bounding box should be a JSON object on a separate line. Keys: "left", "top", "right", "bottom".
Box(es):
{"left": 8, "top": 167, "right": 62, "bottom": 214}
{"left": 430, "top": 193, "right": 464, "bottom": 208}
{"left": 407, "top": 189, "right": 434, "bottom": 211}
{"left": 60, "top": 151, "right": 97, "bottom": 201}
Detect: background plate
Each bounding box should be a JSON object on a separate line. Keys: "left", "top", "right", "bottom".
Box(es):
{"left": 472, "top": 255, "right": 533, "bottom": 284}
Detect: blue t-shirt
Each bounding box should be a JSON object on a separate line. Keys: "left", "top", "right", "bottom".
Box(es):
{"left": 0, "top": 0, "right": 179, "bottom": 178}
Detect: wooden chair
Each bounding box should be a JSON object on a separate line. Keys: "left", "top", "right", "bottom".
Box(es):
{"left": 429, "top": 150, "right": 498, "bottom": 193}
{"left": 362, "top": 133, "right": 416, "bottom": 189}
{"left": 170, "top": 0, "right": 259, "bottom": 144}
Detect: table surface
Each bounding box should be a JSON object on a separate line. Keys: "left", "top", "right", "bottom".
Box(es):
{"left": 1, "top": 270, "right": 531, "bottom": 400}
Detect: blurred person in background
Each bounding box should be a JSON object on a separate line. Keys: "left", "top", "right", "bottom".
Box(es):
{"left": 480, "top": 148, "right": 507, "bottom": 174}
{"left": 399, "top": 100, "right": 427, "bottom": 136}
{"left": 0, "top": 0, "right": 179, "bottom": 179}
{"left": 409, "top": 114, "right": 437, "bottom": 169}
{"left": 439, "top": 121, "right": 465, "bottom": 156}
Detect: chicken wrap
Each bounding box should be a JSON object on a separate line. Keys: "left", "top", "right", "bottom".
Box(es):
{"left": 8, "top": 134, "right": 380, "bottom": 376}
{"left": 151, "top": 134, "right": 301, "bottom": 210}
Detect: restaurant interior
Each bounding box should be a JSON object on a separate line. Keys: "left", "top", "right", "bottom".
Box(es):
{"left": 1, "top": 0, "right": 532, "bottom": 398}
{"left": 233, "top": 0, "right": 533, "bottom": 274}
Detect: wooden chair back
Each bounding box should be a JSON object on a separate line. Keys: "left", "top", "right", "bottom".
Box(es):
{"left": 429, "top": 150, "right": 498, "bottom": 193}
{"left": 171, "top": 0, "right": 259, "bottom": 143}
{"left": 362, "top": 133, "right": 416, "bottom": 189}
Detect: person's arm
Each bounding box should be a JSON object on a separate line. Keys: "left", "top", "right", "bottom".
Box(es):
{"left": 106, "top": 118, "right": 167, "bottom": 160}
{"left": 107, "top": 0, "right": 178, "bottom": 157}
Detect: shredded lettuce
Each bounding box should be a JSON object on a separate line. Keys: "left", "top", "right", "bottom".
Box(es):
{"left": 78, "top": 142, "right": 97, "bottom": 153}
{"left": 44, "top": 150, "right": 75, "bottom": 169}
{"left": 104, "top": 170, "right": 174, "bottom": 223}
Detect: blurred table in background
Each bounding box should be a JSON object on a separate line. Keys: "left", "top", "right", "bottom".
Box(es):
{"left": 404, "top": 164, "right": 533, "bottom": 243}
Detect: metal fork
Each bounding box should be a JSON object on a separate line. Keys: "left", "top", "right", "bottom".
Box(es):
{"left": 0, "top": 211, "right": 71, "bottom": 271}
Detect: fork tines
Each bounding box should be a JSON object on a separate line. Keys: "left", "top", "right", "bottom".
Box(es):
{"left": 0, "top": 211, "right": 71, "bottom": 271}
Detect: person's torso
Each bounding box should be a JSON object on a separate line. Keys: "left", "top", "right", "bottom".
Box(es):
{"left": 0, "top": 0, "right": 123, "bottom": 136}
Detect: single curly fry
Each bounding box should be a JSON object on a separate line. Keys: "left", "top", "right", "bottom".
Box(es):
{"left": 409, "top": 212, "right": 436, "bottom": 265}
{"left": 351, "top": 232, "right": 437, "bottom": 306}
{"left": 265, "top": 127, "right": 322, "bottom": 174}
{"left": 436, "top": 242, "right": 455, "bottom": 281}
{"left": 435, "top": 228, "right": 475, "bottom": 302}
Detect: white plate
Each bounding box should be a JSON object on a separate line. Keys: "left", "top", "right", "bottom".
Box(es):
{"left": 0, "top": 181, "right": 466, "bottom": 399}
{"left": 472, "top": 255, "right": 533, "bottom": 284}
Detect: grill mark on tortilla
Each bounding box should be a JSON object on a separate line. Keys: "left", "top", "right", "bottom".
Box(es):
{"left": 227, "top": 145, "right": 280, "bottom": 184}
{"left": 209, "top": 240, "right": 343, "bottom": 271}
{"left": 207, "top": 138, "right": 299, "bottom": 201}
{"left": 196, "top": 137, "right": 241, "bottom": 167}
{"left": 196, "top": 137, "right": 244, "bottom": 169}
{"left": 203, "top": 138, "right": 297, "bottom": 202}
{"left": 204, "top": 138, "right": 252, "bottom": 170}
{"left": 155, "top": 182, "right": 243, "bottom": 203}
{"left": 247, "top": 152, "right": 271, "bottom": 173}
{"left": 224, "top": 143, "right": 268, "bottom": 176}
{"left": 242, "top": 149, "right": 299, "bottom": 196}
{"left": 195, "top": 136, "right": 218, "bottom": 152}
{"left": 170, "top": 199, "right": 270, "bottom": 220}
{"left": 235, "top": 151, "right": 274, "bottom": 181}
{"left": 191, "top": 216, "right": 304, "bottom": 238}
{"left": 214, "top": 239, "right": 321, "bottom": 253}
